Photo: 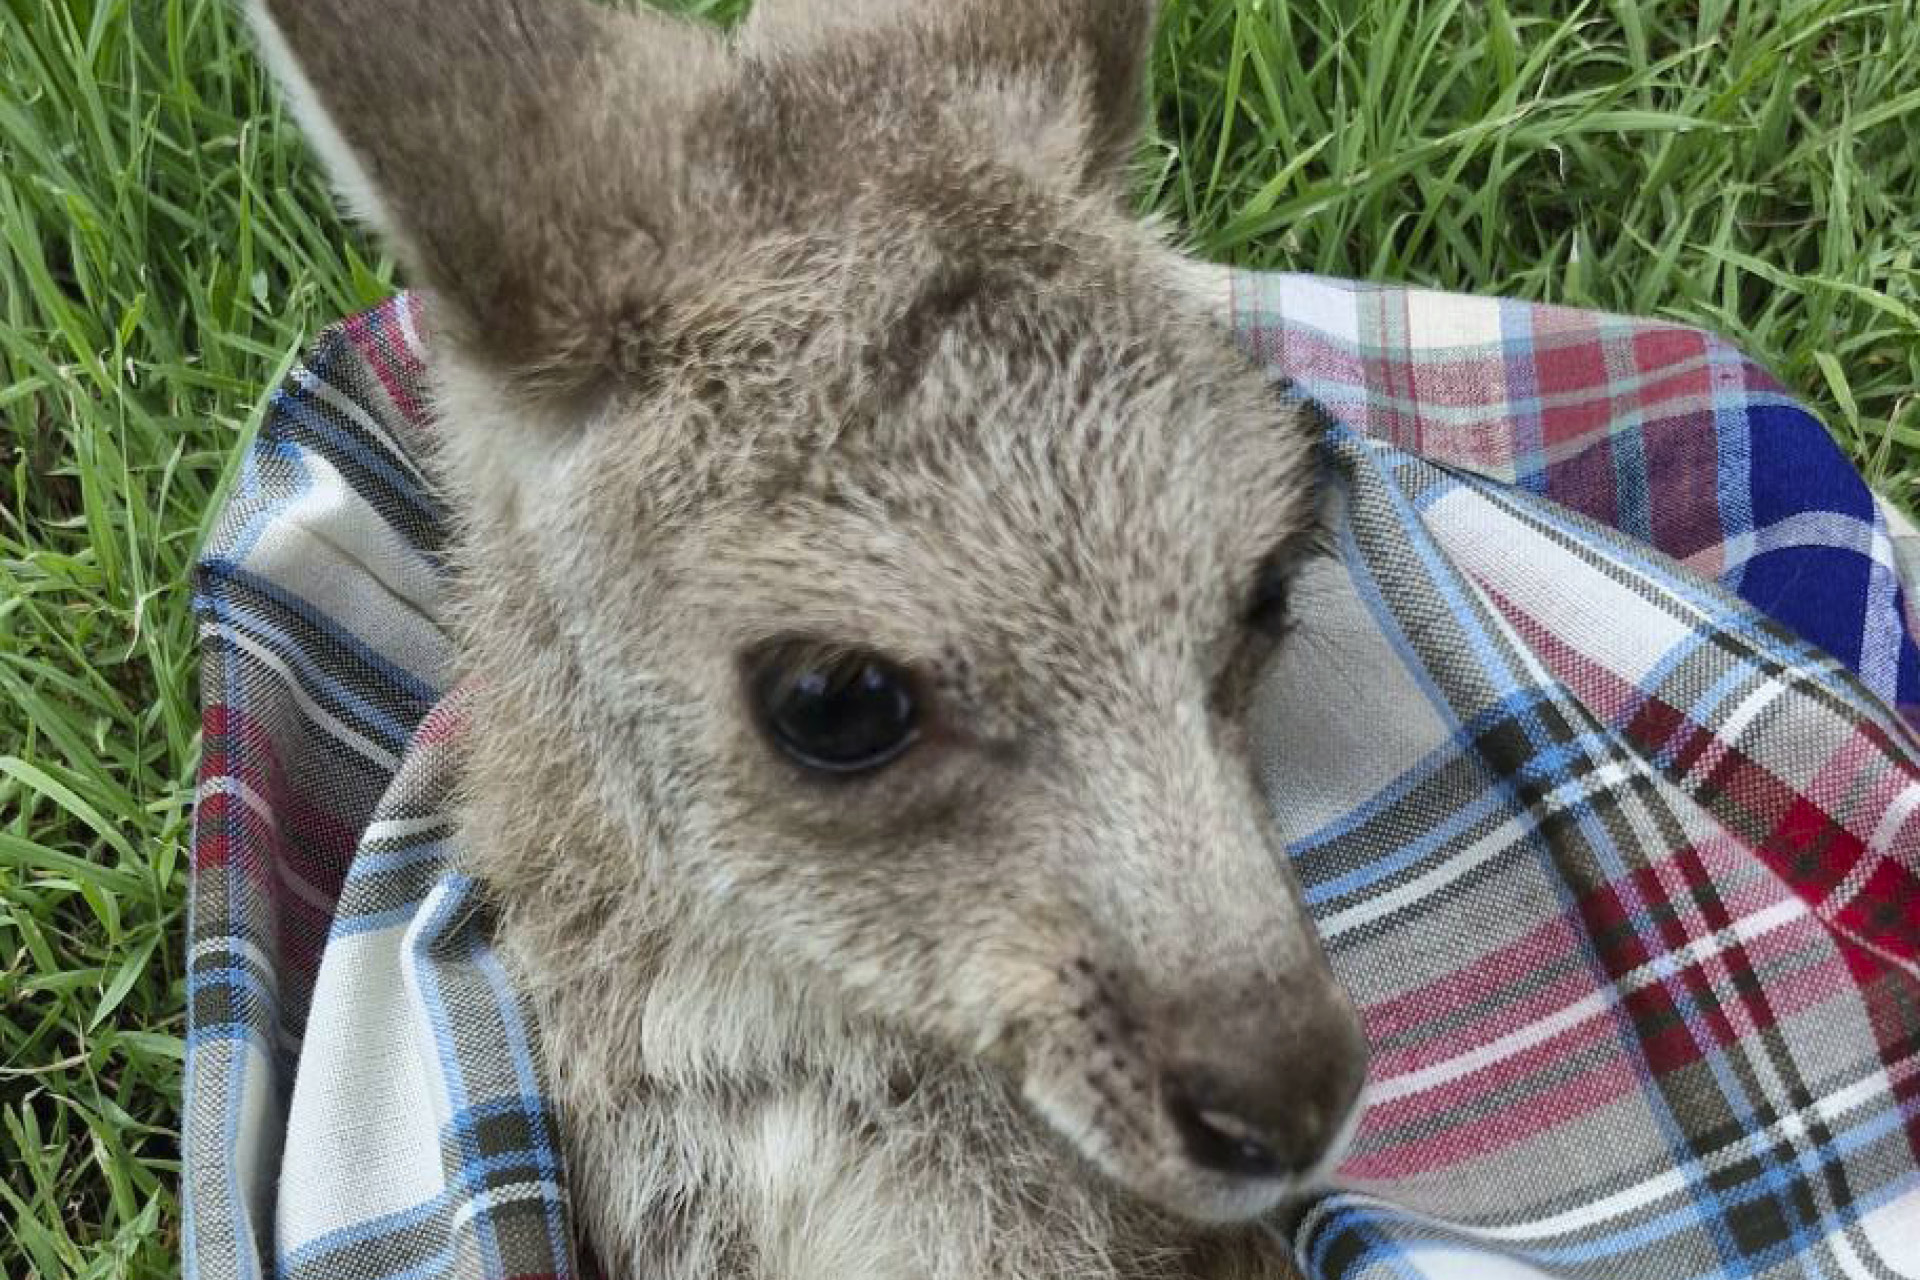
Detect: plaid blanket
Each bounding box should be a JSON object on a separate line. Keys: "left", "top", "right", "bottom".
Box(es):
{"left": 186, "top": 268, "right": 1920, "bottom": 1280}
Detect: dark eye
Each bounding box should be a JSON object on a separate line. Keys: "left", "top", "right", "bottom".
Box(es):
{"left": 1245, "top": 553, "right": 1297, "bottom": 638}
{"left": 749, "top": 644, "right": 921, "bottom": 774}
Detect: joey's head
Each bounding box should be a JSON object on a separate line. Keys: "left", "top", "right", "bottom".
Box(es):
{"left": 252, "top": 0, "right": 1366, "bottom": 1224}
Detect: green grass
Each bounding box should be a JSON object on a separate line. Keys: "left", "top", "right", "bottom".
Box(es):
{"left": 1, "top": 0, "right": 1915, "bottom": 1276}
{"left": 1150, "top": 0, "right": 1920, "bottom": 490}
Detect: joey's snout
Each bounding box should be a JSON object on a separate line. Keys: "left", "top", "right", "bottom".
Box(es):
{"left": 1008, "top": 725, "right": 1372, "bottom": 1221}
{"left": 1023, "top": 950, "right": 1369, "bottom": 1224}
{"left": 1159, "top": 983, "right": 1368, "bottom": 1185}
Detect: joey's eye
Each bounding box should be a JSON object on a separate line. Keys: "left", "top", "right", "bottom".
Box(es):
{"left": 749, "top": 644, "right": 921, "bottom": 774}
{"left": 1245, "top": 553, "right": 1297, "bottom": 638}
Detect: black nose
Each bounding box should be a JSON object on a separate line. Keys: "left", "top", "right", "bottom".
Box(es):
{"left": 1166, "top": 1081, "right": 1290, "bottom": 1176}
{"left": 1162, "top": 997, "right": 1367, "bottom": 1179}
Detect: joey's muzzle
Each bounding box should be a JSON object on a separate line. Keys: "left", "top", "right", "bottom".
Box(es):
{"left": 1158, "top": 976, "right": 1367, "bottom": 1184}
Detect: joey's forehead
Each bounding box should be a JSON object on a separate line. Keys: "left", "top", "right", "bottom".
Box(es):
{"left": 666, "top": 345, "right": 1316, "bottom": 593}
{"left": 664, "top": 191, "right": 1144, "bottom": 391}
{"left": 676, "top": 432, "right": 1309, "bottom": 654}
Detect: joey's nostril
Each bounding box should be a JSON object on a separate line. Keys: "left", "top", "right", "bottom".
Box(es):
{"left": 1165, "top": 1084, "right": 1286, "bottom": 1178}
{"left": 1162, "top": 1028, "right": 1366, "bottom": 1181}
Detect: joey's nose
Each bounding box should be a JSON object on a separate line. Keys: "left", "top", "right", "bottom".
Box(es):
{"left": 1166, "top": 1079, "right": 1292, "bottom": 1176}
{"left": 1162, "top": 996, "right": 1367, "bottom": 1180}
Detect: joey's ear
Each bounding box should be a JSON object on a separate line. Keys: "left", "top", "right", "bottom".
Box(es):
{"left": 247, "top": 0, "right": 730, "bottom": 397}
{"left": 742, "top": 0, "right": 1163, "bottom": 193}
{"left": 1029, "top": 0, "right": 1166, "bottom": 186}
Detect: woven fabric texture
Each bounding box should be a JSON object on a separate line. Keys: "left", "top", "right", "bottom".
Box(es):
{"left": 185, "top": 272, "right": 1920, "bottom": 1280}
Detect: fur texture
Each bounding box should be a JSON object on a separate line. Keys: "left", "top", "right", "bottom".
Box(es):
{"left": 248, "top": 1, "right": 1367, "bottom": 1275}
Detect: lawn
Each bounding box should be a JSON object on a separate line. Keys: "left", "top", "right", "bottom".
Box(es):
{"left": 1, "top": 0, "right": 1916, "bottom": 1276}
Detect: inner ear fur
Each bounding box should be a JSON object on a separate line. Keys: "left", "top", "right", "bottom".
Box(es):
{"left": 248, "top": 0, "right": 730, "bottom": 396}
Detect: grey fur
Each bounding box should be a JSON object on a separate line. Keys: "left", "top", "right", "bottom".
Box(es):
{"left": 247, "top": 1, "right": 1367, "bottom": 1275}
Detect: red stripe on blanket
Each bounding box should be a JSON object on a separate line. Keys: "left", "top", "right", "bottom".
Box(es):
{"left": 343, "top": 296, "right": 432, "bottom": 432}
